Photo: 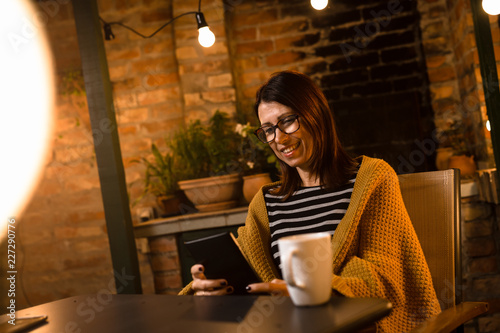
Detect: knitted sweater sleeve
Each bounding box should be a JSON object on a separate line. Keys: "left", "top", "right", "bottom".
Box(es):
{"left": 330, "top": 158, "right": 441, "bottom": 332}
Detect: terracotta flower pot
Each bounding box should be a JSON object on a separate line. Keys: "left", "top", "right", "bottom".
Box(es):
{"left": 243, "top": 173, "right": 272, "bottom": 203}
{"left": 156, "top": 190, "right": 193, "bottom": 217}
{"left": 178, "top": 173, "right": 242, "bottom": 212}
{"left": 448, "top": 155, "right": 477, "bottom": 178}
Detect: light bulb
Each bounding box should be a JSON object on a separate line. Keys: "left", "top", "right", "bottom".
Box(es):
{"left": 198, "top": 26, "right": 215, "bottom": 48}
{"left": 487, "top": 120, "right": 491, "bottom": 132}
{"left": 311, "top": 0, "right": 328, "bottom": 10}
{"left": 1, "top": 0, "right": 54, "bottom": 239}
{"left": 483, "top": 0, "right": 500, "bottom": 15}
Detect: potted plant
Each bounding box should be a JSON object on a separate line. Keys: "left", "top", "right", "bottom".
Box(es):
{"left": 171, "top": 111, "right": 243, "bottom": 212}
{"left": 235, "top": 122, "right": 279, "bottom": 202}
{"left": 437, "top": 119, "right": 476, "bottom": 177}
{"left": 133, "top": 144, "right": 192, "bottom": 217}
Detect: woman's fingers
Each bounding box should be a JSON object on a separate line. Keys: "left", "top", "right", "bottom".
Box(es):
{"left": 194, "top": 286, "right": 234, "bottom": 296}
{"left": 191, "top": 264, "right": 206, "bottom": 279}
{"left": 246, "top": 279, "right": 289, "bottom": 296}
{"left": 192, "top": 277, "right": 228, "bottom": 291}
{"left": 191, "top": 264, "right": 231, "bottom": 295}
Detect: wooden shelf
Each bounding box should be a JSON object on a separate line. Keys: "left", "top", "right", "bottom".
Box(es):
{"left": 133, "top": 206, "right": 248, "bottom": 238}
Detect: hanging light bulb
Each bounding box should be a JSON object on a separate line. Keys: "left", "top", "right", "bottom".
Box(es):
{"left": 483, "top": 0, "right": 500, "bottom": 15}
{"left": 196, "top": 12, "right": 215, "bottom": 48}
{"left": 311, "top": 0, "right": 328, "bottom": 10}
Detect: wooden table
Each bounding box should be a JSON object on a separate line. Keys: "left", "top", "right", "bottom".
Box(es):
{"left": 7, "top": 294, "right": 392, "bottom": 333}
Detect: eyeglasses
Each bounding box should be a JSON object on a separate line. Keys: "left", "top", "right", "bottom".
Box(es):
{"left": 254, "top": 114, "right": 300, "bottom": 143}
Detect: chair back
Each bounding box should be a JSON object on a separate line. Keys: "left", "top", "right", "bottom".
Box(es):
{"left": 398, "top": 169, "right": 461, "bottom": 310}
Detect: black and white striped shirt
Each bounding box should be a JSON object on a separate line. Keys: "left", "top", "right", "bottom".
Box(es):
{"left": 265, "top": 172, "right": 357, "bottom": 273}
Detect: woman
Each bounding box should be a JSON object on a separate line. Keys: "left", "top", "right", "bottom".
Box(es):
{"left": 179, "top": 71, "right": 441, "bottom": 332}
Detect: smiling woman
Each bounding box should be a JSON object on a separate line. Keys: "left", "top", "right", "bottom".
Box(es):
{"left": 0, "top": 0, "right": 54, "bottom": 239}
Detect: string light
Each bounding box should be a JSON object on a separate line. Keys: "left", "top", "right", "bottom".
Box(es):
{"left": 196, "top": 12, "right": 215, "bottom": 48}
{"left": 311, "top": 0, "right": 328, "bottom": 10}
{"left": 483, "top": 0, "right": 500, "bottom": 15}
{"left": 100, "top": 0, "right": 215, "bottom": 47}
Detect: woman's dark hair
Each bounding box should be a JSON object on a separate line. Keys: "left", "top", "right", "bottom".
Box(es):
{"left": 255, "top": 70, "right": 357, "bottom": 198}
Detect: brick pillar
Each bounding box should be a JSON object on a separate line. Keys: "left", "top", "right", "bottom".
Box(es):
{"left": 461, "top": 194, "right": 500, "bottom": 332}
{"left": 148, "top": 236, "right": 182, "bottom": 294}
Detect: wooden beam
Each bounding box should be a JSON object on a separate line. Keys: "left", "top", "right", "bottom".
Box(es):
{"left": 470, "top": 0, "right": 500, "bottom": 182}
{"left": 72, "top": 0, "right": 142, "bottom": 294}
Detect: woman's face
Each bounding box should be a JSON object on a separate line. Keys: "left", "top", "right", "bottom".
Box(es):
{"left": 258, "top": 101, "right": 314, "bottom": 176}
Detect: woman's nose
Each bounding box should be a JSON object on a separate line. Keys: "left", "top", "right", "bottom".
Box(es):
{"left": 274, "top": 128, "right": 288, "bottom": 144}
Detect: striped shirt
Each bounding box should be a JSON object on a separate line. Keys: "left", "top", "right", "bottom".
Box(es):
{"left": 265, "top": 172, "right": 357, "bottom": 273}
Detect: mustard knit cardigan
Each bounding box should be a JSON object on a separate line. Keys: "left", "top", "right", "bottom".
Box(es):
{"left": 179, "top": 156, "right": 441, "bottom": 332}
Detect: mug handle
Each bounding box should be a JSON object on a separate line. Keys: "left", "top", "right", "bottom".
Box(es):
{"left": 285, "top": 249, "right": 306, "bottom": 289}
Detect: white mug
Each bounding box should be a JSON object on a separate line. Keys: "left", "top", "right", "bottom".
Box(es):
{"left": 277, "top": 232, "right": 333, "bottom": 306}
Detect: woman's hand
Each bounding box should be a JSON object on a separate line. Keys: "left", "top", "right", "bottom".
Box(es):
{"left": 191, "top": 264, "right": 234, "bottom": 296}
{"left": 246, "top": 279, "right": 289, "bottom": 296}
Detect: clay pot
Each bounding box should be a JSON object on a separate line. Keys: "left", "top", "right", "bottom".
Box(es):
{"left": 242, "top": 173, "right": 272, "bottom": 203}
{"left": 448, "top": 155, "right": 477, "bottom": 178}
{"left": 178, "top": 173, "right": 242, "bottom": 212}
{"left": 156, "top": 191, "right": 193, "bottom": 217}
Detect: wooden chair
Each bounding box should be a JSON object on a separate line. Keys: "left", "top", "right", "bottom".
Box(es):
{"left": 398, "top": 169, "right": 489, "bottom": 333}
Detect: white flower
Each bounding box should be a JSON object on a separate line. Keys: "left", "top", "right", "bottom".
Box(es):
{"left": 247, "top": 161, "right": 255, "bottom": 169}
{"left": 235, "top": 123, "right": 244, "bottom": 135}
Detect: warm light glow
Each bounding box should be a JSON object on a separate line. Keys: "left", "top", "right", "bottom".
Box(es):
{"left": 198, "top": 26, "right": 215, "bottom": 48}
{"left": 483, "top": 0, "right": 500, "bottom": 15}
{"left": 0, "top": 0, "right": 54, "bottom": 239}
{"left": 487, "top": 120, "right": 491, "bottom": 132}
{"left": 311, "top": 0, "right": 328, "bottom": 10}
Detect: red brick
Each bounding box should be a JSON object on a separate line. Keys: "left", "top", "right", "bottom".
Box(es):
{"left": 106, "top": 47, "right": 141, "bottom": 62}
{"left": 141, "top": 7, "right": 172, "bottom": 22}
{"left": 266, "top": 51, "right": 305, "bottom": 67}
{"left": 231, "top": 9, "right": 278, "bottom": 28}
{"left": 427, "top": 66, "right": 457, "bottom": 83}
{"left": 233, "top": 27, "right": 257, "bottom": 41}
{"left": 236, "top": 40, "right": 274, "bottom": 54}
{"left": 112, "top": 77, "right": 142, "bottom": 92}
{"left": 425, "top": 55, "right": 447, "bottom": 69}
{"left": 469, "top": 257, "right": 498, "bottom": 274}
{"left": 150, "top": 254, "right": 179, "bottom": 272}
{"left": 117, "top": 107, "right": 149, "bottom": 124}
{"left": 201, "top": 89, "right": 235, "bottom": 103}
{"left": 149, "top": 236, "right": 178, "bottom": 253}
{"left": 464, "top": 238, "right": 496, "bottom": 257}
{"left": 137, "top": 87, "right": 180, "bottom": 105}
{"left": 63, "top": 253, "right": 109, "bottom": 269}
{"left": 143, "top": 39, "right": 174, "bottom": 54}
{"left": 179, "top": 60, "right": 230, "bottom": 74}
{"left": 154, "top": 273, "right": 182, "bottom": 292}
{"left": 141, "top": 118, "right": 184, "bottom": 134}
{"left": 131, "top": 57, "right": 177, "bottom": 74}
{"left": 275, "top": 35, "right": 305, "bottom": 51}
{"left": 259, "top": 20, "right": 308, "bottom": 38}
{"left": 118, "top": 126, "right": 138, "bottom": 136}
{"left": 144, "top": 72, "right": 179, "bottom": 88}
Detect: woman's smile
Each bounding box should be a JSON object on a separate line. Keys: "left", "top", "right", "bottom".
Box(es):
{"left": 280, "top": 141, "right": 301, "bottom": 156}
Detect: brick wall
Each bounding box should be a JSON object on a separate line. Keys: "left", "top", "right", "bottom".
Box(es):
{"left": 5, "top": 0, "right": 500, "bottom": 324}
{"left": 227, "top": 0, "right": 436, "bottom": 172}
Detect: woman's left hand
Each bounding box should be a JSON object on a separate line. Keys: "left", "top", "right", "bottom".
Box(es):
{"left": 246, "top": 279, "right": 289, "bottom": 296}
